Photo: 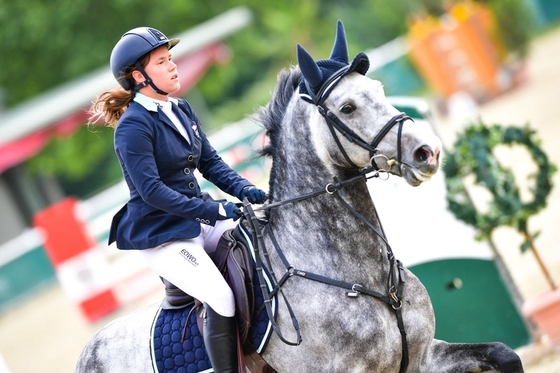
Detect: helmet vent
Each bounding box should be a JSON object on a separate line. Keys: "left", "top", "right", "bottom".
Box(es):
{"left": 147, "top": 28, "right": 168, "bottom": 43}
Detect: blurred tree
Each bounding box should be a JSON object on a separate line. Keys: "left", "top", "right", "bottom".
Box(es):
{"left": 484, "top": 0, "right": 534, "bottom": 59}
{"left": 5, "top": 0, "right": 528, "bottom": 198}
{"left": 2, "top": 0, "right": 409, "bottom": 198}
{"left": 26, "top": 126, "right": 120, "bottom": 197}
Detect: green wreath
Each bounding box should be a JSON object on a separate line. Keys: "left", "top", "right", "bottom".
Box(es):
{"left": 443, "top": 121, "right": 556, "bottom": 252}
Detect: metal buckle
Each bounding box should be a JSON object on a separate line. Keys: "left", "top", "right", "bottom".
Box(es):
{"left": 346, "top": 284, "right": 362, "bottom": 298}
{"left": 389, "top": 286, "right": 402, "bottom": 310}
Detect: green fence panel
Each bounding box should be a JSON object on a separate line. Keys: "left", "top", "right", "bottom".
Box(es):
{"left": 368, "top": 55, "right": 426, "bottom": 97}
{"left": 0, "top": 247, "right": 55, "bottom": 309}
{"left": 527, "top": 0, "right": 560, "bottom": 25}
{"left": 410, "top": 258, "right": 530, "bottom": 348}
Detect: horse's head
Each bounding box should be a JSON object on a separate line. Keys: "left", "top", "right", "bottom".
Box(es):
{"left": 297, "top": 21, "right": 442, "bottom": 186}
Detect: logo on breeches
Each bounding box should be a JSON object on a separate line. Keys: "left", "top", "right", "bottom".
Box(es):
{"left": 179, "top": 249, "right": 199, "bottom": 267}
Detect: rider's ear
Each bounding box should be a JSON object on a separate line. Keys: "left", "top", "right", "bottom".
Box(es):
{"left": 329, "top": 20, "right": 349, "bottom": 64}
{"left": 297, "top": 44, "right": 323, "bottom": 92}
{"left": 132, "top": 69, "right": 145, "bottom": 85}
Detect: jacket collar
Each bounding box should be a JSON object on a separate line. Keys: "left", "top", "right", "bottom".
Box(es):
{"left": 134, "top": 92, "right": 178, "bottom": 112}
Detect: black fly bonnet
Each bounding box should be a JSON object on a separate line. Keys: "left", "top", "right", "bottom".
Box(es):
{"left": 297, "top": 20, "right": 410, "bottom": 171}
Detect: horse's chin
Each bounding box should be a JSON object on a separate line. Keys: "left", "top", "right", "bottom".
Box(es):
{"left": 401, "top": 166, "right": 436, "bottom": 187}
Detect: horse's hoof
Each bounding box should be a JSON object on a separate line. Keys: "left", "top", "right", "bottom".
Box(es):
{"left": 489, "top": 342, "right": 524, "bottom": 373}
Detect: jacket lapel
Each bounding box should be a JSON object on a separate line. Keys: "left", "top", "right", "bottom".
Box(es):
{"left": 171, "top": 103, "right": 198, "bottom": 141}
{"left": 172, "top": 102, "right": 202, "bottom": 155}
{"left": 158, "top": 108, "right": 192, "bottom": 147}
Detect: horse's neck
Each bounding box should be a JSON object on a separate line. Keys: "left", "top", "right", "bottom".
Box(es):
{"left": 268, "top": 161, "right": 389, "bottom": 275}
{"left": 264, "top": 104, "right": 390, "bottom": 280}
{"left": 271, "top": 168, "right": 378, "bottom": 230}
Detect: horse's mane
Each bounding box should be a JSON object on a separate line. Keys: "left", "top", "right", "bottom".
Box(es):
{"left": 254, "top": 67, "right": 302, "bottom": 202}
{"left": 255, "top": 66, "right": 302, "bottom": 159}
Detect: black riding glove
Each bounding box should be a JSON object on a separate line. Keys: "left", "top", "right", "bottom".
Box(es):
{"left": 240, "top": 186, "right": 268, "bottom": 204}
{"left": 218, "top": 202, "right": 242, "bottom": 221}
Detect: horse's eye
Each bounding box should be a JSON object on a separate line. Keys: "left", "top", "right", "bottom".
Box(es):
{"left": 340, "top": 104, "right": 355, "bottom": 114}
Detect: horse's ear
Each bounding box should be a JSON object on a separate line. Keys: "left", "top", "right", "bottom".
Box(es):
{"left": 297, "top": 44, "right": 323, "bottom": 91}
{"left": 329, "top": 20, "right": 349, "bottom": 64}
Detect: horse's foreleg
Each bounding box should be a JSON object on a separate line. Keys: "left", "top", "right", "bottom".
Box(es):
{"left": 419, "top": 339, "right": 524, "bottom": 373}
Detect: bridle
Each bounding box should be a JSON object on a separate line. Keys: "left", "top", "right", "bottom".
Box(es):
{"left": 318, "top": 104, "right": 411, "bottom": 172}
{"left": 244, "top": 70, "right": 411, "bottom": 372}
{"left": 304, "top": 65, "right": 412, "bottom": 172}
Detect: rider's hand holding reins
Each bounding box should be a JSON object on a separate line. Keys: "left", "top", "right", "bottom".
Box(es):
{"left": 241, "top": 186, "right": 268, "bottom": 204}
{"left": 218, "top": 202, "right": 242, "bottom": 221}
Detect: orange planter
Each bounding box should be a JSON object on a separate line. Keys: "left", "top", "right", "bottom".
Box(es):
{"left": 407, "top": 1, "right": 507, "bottom": 102}
{"left": 522, "top": 288, "right": 560, "bottom": 345}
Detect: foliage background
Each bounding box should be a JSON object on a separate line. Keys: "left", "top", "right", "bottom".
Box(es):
{"left": 0, "top": 0, "right": 535, "bottom": 197}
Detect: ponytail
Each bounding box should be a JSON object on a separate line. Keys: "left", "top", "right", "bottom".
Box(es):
{"left": 89, "top": 53, "right": 150, "bottom": 128}
{"left": 88, "top": 87, "right": 134, "bottom": 128}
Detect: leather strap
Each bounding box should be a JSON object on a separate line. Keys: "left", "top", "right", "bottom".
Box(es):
{"left": 317, "top": 106, "right": 412, "bottom": 170}
{"left": 244, "top": 201, "right": 302, "bottom": 347}
{"left": 244, "top": 350, "right": 277, "bottom": 373}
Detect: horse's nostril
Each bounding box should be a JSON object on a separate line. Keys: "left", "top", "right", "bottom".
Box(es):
{"left": 415, "top": 146, "right": 433, "bottom": 163}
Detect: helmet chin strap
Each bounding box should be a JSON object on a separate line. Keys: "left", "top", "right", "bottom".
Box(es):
{"left": 132, "top": 61, "right": 169, "bottom": 95}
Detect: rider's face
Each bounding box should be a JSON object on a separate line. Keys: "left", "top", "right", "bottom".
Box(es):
{"left": 136, "top": 45, "right": 180, "bottom": 99}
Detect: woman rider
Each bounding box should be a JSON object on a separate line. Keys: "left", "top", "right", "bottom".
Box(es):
{"left": 89, "top": 27, "right": 266, "bottom": 373}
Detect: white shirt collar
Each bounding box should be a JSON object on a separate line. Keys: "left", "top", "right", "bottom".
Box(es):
{"left": 134, "top": 92, "right": 178, "bottom": 112}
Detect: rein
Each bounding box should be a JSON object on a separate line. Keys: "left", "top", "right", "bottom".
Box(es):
{"left": 261, "top": 168, "right": 375, "bottom": 210}
{"left": 244, "top": 167, "right": 409, "bottom": 373}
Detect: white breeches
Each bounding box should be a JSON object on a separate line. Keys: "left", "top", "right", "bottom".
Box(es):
{"left": 139, "top": 220, "right": 237, "bottom": 317}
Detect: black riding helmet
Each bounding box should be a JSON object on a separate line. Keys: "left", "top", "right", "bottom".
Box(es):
{"left": 110, "top": 27, "right": 180, "bottom": 94}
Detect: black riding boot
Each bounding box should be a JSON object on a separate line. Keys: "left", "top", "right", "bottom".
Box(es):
{"left": 203, "top": 303, "right": 239, "bottom": 373}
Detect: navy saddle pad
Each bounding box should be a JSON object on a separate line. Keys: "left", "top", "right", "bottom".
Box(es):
{"left": 150, "top": 230, "right": 276, "bottom": 373}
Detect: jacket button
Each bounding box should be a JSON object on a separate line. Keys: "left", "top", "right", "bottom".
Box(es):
{"left": 187, "top": 154, "right": 194, "bottom": 163}
{"left": 183, "top": 168, "right": 190, "bottom": 174}
{"left": 188, "top": 182, "right": 195, "bottom": 189}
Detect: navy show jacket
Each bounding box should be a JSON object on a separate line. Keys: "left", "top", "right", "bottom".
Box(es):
{"left": 108, "top": 95, "right": 252, "bottom": 250}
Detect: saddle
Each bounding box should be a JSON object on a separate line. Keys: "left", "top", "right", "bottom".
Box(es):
{"left": 160, "top": 223, "right": 275, "bottom": 372}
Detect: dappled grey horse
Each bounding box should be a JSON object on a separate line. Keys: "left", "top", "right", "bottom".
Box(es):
{"left": 75, "top": 21, "right": 523, "bottom": 373}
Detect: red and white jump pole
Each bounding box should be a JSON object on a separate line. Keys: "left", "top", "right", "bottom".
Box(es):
{"left": 33, "top": 197, "right": 119, "bottom": 322}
